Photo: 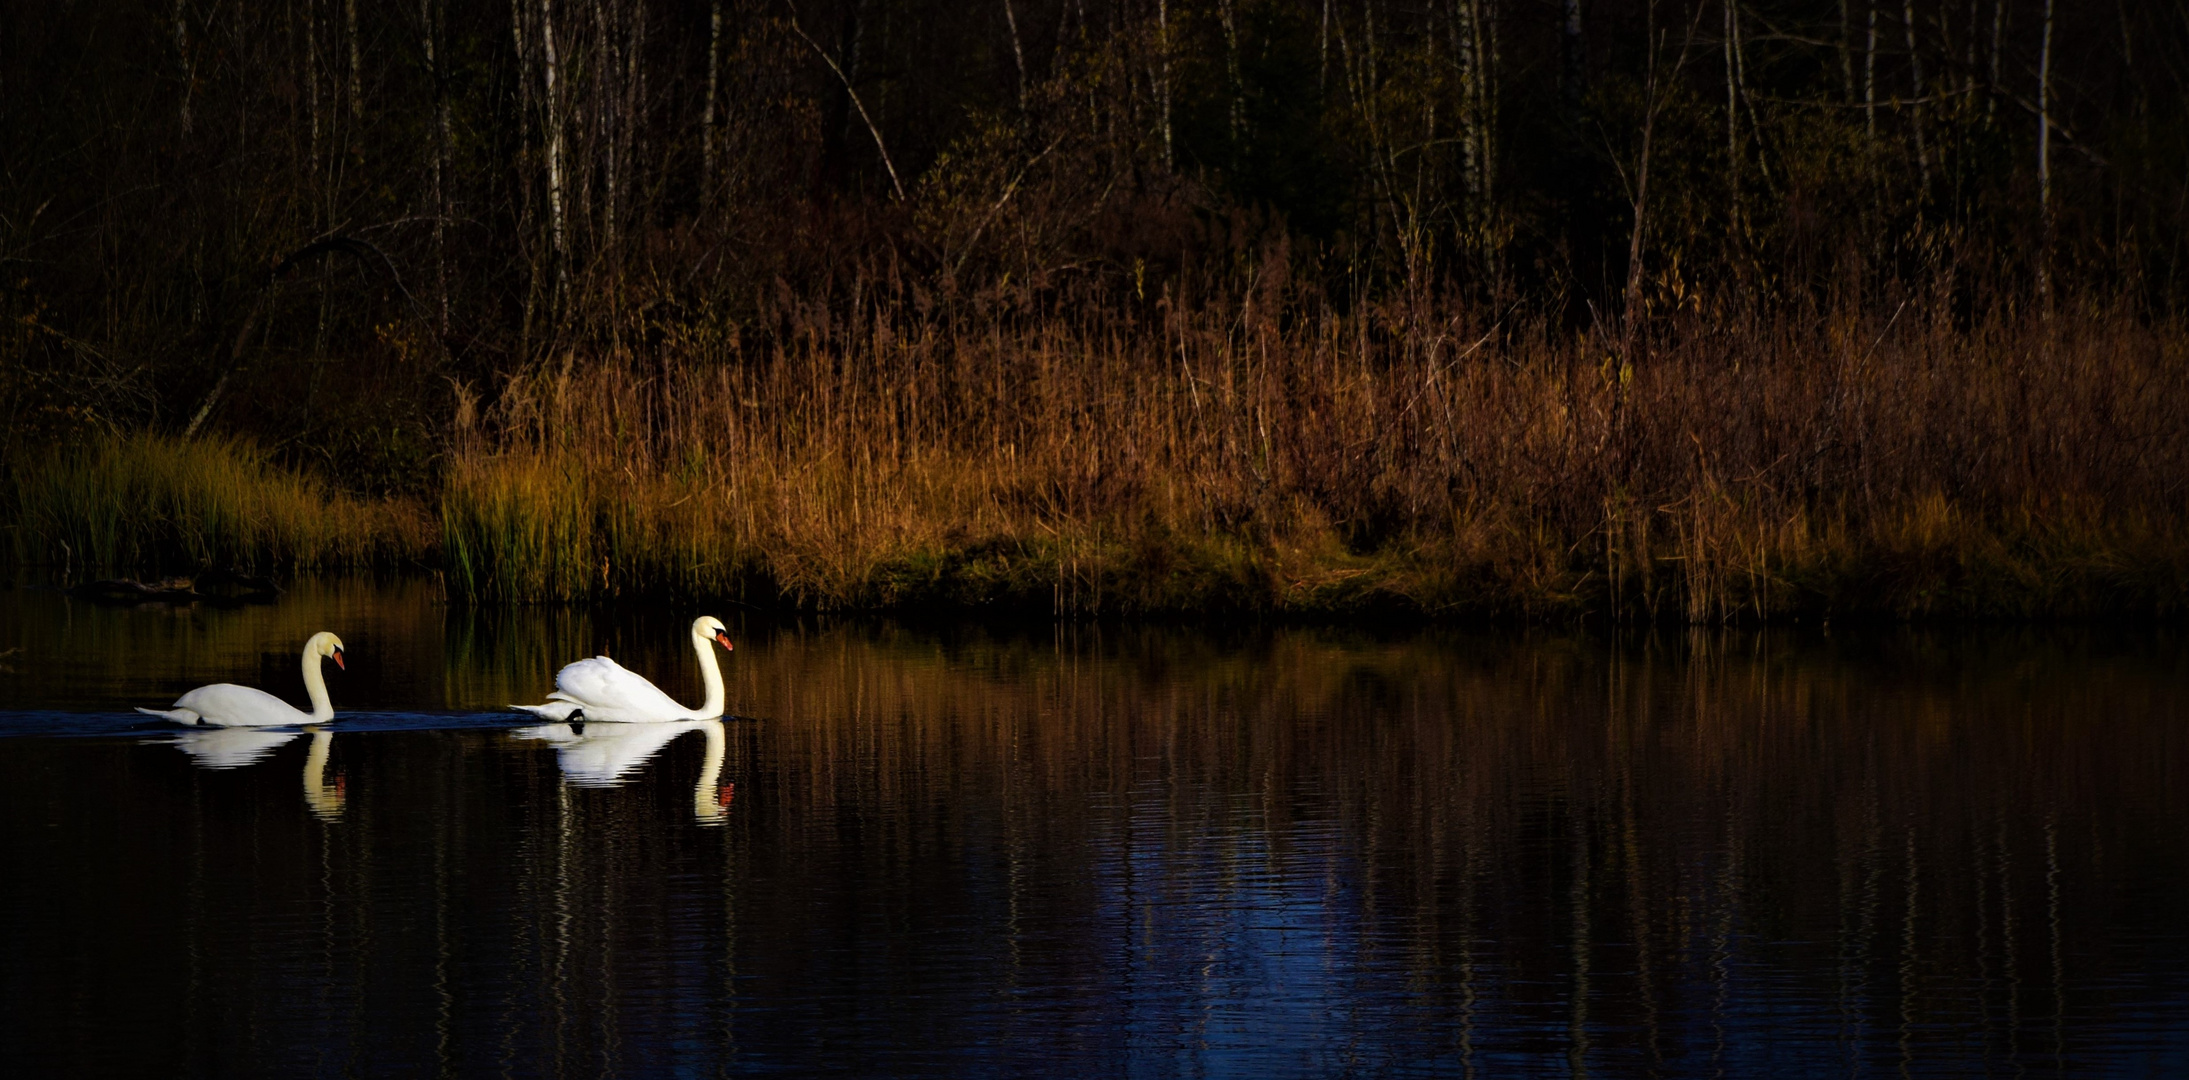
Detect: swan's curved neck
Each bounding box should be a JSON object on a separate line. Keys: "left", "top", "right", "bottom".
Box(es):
{"left": 301, "top": 644, "right": 335, "bottom": 723}
{"left": 692, "top": 630, "right": 727, "bottom": 719}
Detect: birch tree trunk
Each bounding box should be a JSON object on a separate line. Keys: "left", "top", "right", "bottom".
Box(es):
{"left": 539, "top": 0, "right": 569, "bottom": 289}
{"left": 1004, "top": 0, "right": 1030, "bottom": 119}
{"left": 703, "top": 0, "right": 722, "bottom": 180}
{"left": 1320, "top": 0, "right": 1331, "bottom": 93}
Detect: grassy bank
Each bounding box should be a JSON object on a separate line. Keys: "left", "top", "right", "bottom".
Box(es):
{"left": 11, "top": 295, "right": 2188, "bottom": 621}
{"left": 5, "top": 433, "right": 434, "bottom": 576}
{"left": 435, "top": 293, "right": 2189, "bottom": 620}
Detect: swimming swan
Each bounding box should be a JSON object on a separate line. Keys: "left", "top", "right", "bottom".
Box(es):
{"left": 512, "top": 616, "right": 733, "bottom": 723}
{"left": 137, "top": 631, "right": 345, "bottom": 726}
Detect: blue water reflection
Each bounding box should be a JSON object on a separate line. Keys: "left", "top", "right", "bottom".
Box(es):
{"left": 0, "top": 581, "right": 2185, "bottom": 1075}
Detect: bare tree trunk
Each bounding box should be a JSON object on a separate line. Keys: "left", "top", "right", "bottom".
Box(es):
{"left": 1217, "top": 0, "right": 1244, "bottom": 147}
{"left": 307, "top": 0, "right": 323, "bottom": 167}
{"left": 1962, "top": 0, "right": 1978, "bottom": 96}
{"left": 1156, "top": 0, "right": 1174, "bottom": 167}
{"left": 422, "top": 0, "right": 450, "bottom": 333}
{"left": 1452, "top": 0, "right": 1481, "bottom": 210}
{"left": 1988, "top": 0, "right": 2006, "bottom": 123}
{"left": 539, "top": 0, "right": 569, "bottom": 287}
{"left": 1562, "top": 0, "right": 1585, "bottom": 126}
{"left": 1838, "top": 0, "right": 1856, "bottom": 102}
{"left": 784, "top": 4, "right": 906, "bottom": 201}
{"left": 346, "top": 0, "right": 362, "bottom": 120}
{"left": 1903, "top": 0, "right": 1930, "bottom": 194}
{"left": 1864, "top": 1, "right": 1878, "bottom": 139}
{"left": 1482, "top": 0, "right": 1499, "bottom": 228}
{"left": 1726, "top": 0, "right": 1742, "bottom": 242}
{"left": 1003, "top": 0, "right": 1030, "bottom": 119}
{"left": 703, "top": 0, "right": 722, "bottom": 180}
{"left": 173, "top": 0, "right": 194, "bottom": 134}
{"left": 2037, "top": 0, "right": 2054, "bottom": 300}
{"left": 1625, "top": 9, "right": 1660, "bottom": 345}
{"left": 597, "top": 0, "right": 621, "bottom": 258}
{"left": 1320, "top": 0, "right": 1331, "bottom": 94}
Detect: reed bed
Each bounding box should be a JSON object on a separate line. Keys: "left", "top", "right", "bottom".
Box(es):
{"left": 6, "top": 432, "right": 433, "bottom": 575}
{"left": 440, "top": 288, "right": 2189, "bottom": 620}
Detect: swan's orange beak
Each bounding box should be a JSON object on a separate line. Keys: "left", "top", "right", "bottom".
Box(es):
{"left": 714, "top": 631, "right": 734, "bottom": 651}
{"left": 332, "top": 648, "right": 346, "bottom": 670}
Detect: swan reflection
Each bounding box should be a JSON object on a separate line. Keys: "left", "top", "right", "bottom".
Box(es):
{"left": 513, "top": 719, "right": 731, "bottom": 822}
{"left": 162, "top": 727, "right": 347, "bottom": 822}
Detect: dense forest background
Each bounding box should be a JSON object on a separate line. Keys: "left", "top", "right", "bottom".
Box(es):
{"left": 5, "top": 0, "right": 2188, "bottom": 616}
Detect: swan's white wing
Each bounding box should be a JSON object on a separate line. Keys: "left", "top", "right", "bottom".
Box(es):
{"left": 549, "top": 656, "right": 691, "bottom": 722}
{"left": 168, "top": 728, "right": 302, "bottom": 769}
{"left": 165, "top": 683, "right": 310, "bottom": 727}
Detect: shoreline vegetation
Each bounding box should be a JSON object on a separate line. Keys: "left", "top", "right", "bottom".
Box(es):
{"left": 12, "top": 295, "right": 2188, "bottom": 621}
{"left": 5, "top": 2, "right": 2185, "bottom": 620}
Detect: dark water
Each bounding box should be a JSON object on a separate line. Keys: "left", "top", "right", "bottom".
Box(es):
{"left": 0, "top": 579, "right": 2184, "bottom": 1077}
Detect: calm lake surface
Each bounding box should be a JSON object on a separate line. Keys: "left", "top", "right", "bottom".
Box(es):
{"left": 0, "top": 578, "right": 2184, "bottom": 1077}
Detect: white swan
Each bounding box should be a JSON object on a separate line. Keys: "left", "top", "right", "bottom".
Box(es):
{"left": 512, "top": 616, "right": 734, "bottom": 723}
{"left": 137, "top": 631, "right": 345, "bottom": 726}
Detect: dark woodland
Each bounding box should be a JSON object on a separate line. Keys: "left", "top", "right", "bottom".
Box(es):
{"left": 5, "top": 0, "right": 2188, "bottom": 617}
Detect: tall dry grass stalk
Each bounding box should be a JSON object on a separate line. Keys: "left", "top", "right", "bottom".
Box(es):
{"left": 441, "top": 287, "right": 2189, "bottom": 620}
{"left": 7, "top": 432, "right": 433, "bottom": 575}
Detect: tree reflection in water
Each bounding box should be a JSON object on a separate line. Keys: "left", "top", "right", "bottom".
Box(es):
{"left": 0, "top": 605, "right": 2184, "bottom": 1076}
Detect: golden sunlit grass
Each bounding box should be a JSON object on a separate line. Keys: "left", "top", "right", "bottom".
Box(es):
{"left": 433, "top": 291, "right": 2189, "bottom": 619}
{"left": 9, "top": 289, "right": 2184, "bottom": 620}
{"left": 6, "top": 432, "right": 432, "bottom": 574}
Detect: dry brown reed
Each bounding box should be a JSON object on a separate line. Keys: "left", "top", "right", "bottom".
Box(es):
{"left": 441, "top": 281, "right": 2189, "bottom": 620}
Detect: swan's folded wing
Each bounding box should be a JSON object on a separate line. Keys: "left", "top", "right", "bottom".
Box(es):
{"left": 552, "top": 656, "right": 687, "bottom": 716}
{"left": 170, "top": 683, "right": 309, "bottom": 727}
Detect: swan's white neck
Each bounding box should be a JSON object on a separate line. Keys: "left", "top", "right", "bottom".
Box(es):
{"left": 691, "top": 626, "right": 727, "bottom": 719}
{"left": 301, "top": 642, "right": 335, "bottom": 723}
